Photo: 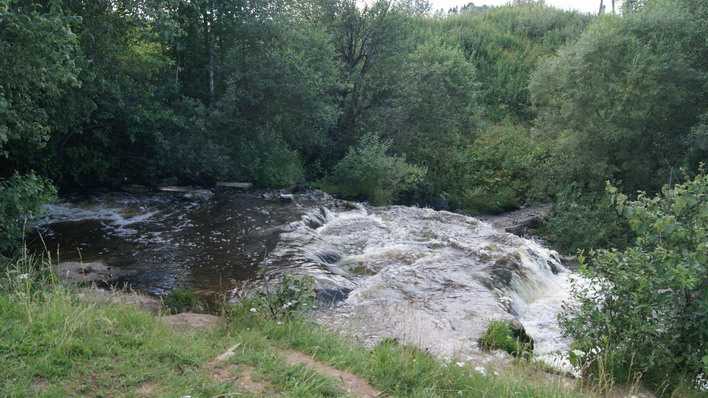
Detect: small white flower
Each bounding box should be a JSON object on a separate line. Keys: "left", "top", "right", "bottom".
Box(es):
{"left": 18, "top": 273, "right": 29, "bottom": 280}
{"left": 474, "top": 366, "right": 487, "bottom": 376}
{"left": 277, "top": 321, "right": 283, "bottom": 325}
{"left": 456, "top": 361, "right": 465, "bottom": 368}
{"left": 249, "top": 307, "right": 257, "bottom": 313}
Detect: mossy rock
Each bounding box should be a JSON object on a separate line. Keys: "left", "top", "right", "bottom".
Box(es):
{"left": 479, "top": 320, "right": 534, "bottom": 357}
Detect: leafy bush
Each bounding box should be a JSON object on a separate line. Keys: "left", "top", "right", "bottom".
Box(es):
{"left": 256, "top": 274, "right": 316, "bottom": 320}
{"left": 234, "top": 129, "right": 304, "bottom": 189}
{"left": 162, "top": 288, "right": 203, "bottom": 314}
{"left": 0, "top": 174, "right": 56, "bottom": 256}
{"left": 460, "top": 123, "right": 548, "bottom": 214}
{"left": 324, "top": 134, "right": 426, "bottom": 205}
{"left": 479, "top": 320, "right": 533, "bottom": 357}
{"left": 561, "top": 172, "right": 708, "bottom": 392}
{"left": 541, "top": 185, "right": 631, "bottom": 254}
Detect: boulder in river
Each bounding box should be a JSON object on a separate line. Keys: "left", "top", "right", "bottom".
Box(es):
{"left": 55, "top": 261, "right": 132, "bottom": 284}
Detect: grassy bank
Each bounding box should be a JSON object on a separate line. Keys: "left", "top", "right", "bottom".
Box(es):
{"left": 0, "top": 257, "right": 595, "bottom": 397}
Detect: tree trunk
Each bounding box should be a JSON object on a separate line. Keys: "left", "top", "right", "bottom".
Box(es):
{"left": 207, "top": 0, "right": 215, "bottom": 103}
{"left": 202, "top": 0, "right": 215, "bottom": 104}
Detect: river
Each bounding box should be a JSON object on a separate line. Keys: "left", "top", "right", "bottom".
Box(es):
{"left": 31, "top": 188, "right": 575, "bottom": 369}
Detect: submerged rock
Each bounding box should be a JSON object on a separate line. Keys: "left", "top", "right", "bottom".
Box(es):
{"left": 55, "top": 261, "right": 132, "bottom": 284}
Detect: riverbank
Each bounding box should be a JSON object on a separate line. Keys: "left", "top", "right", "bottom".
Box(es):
{"left": 1, "top": 256, "right": 596, "bottom": 398}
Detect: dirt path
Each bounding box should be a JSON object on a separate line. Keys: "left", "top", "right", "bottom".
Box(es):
{"left": 280, "top": 349, "right": 382, "bottom": 398}
{"left": 208, "top": 343, "right": 273, "bottom": 396}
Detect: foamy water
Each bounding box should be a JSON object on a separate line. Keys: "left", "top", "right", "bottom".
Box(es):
{"left": 264, "top": 204, "right": 575, "bottom": 367}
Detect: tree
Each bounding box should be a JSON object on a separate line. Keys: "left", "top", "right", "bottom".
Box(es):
{"left": 530, "top": 1, "right": 708, "bottom": 194}
{"left": 380, "top": 40, "right": 479, "bottom": 206}
{"left": 0, "top": 2, "right": 80, "bottom": 171}
{"left": 324, "top": 133, "right": 426, "bottom": 205}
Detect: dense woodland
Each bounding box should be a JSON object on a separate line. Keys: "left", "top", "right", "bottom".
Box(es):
{"left": 1, "top": 0, "right": 707, "bottom": 394}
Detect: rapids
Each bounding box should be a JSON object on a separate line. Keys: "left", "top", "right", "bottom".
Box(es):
{"left": 264, "top": 203, "right": 573, "bottom": 367}
{"left": 32, "top": 189, "right": 574, "bottom": 368}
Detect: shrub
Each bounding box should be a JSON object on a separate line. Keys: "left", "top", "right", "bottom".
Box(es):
{"left": 560, "top": 172, "right": 708, "bottom": 392}
{"left": 235, "top": 129, "right": 304, "bottom": 188}
{"left": 162, "top": 288, "right": 203, "bottom": 314}
{"left": 460, "top": 123, "right": 547, "bottom": 214}
{"left": 478, "top": 320, "right": 533, "bottom": 358}
{"left": 541, "top": 185, "right": 631, "bottom": 254}
{"left": 324, "top": 134, "right": 426, "bottom": 205}
{"left": 0, "top": 174, "right": 56, "bottom": 257}
{"left": 259, "top": 274, "right": 316, "bottom": 320}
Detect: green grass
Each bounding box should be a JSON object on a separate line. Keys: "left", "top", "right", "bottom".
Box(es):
{"left": 478, "top": 320, "right": 533, "bottom": 358}
{"left": 226, "top": 304, "right": 585, "bottom": 398}
{"left": 0, "top": 256, "right": 590, "bottom": 397}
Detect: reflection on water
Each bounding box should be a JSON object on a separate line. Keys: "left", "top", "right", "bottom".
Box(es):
{"left": 30, "top": 190, "right": 329, "bottom": 295}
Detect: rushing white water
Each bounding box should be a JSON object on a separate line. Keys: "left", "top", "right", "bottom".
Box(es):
{"left": 35, "top": 190, "right": 577, "bottom": 369}
{"left": 265, "top": 204, "right": 574, "bottom": 367}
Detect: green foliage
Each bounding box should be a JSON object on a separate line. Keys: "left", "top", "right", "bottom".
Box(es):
{"left": 531, "top": 1, "right": 708, "bottom": 193}
{"left": 460, "top": 123, "right": 548, "bottom": 213}
{"left": 0, "top": 174, "right": 55, "bottom": 256}
{"left": 479, "top": 320, "right": 534, "bottom": 358}
{"left": 162, "top": 288, "right": 203, "bottom": 314}
{"left": 560, "top": 172, "right": 708, "bottom": 392}
{"left": 233, "top": 129, "right": 305, "bottom": 188}
{"left": 541, "top": 186, "right": 631, "bottom": 254}
{"left": 248, "top": 274, "right": 316, "bottom": 321}
{"left": 442, "top": 4, "right": 589, "bottom": 121}
{"left": 0, "top": 4, "right": 80, "bottom": 160}
{"left": 382, "top": 40, "right": 479, "bottom": 204}
{"left": 324, "top": 134, "right": 426, "bottom": 205}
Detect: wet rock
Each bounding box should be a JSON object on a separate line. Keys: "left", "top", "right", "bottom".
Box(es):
{"left": 484, "top": 253, "right": 525, "bottom": 290}
{"left": 158, "top": 185, "right": 198, "bottom": 193}
{"left": 429, "top": 195, "right": 449, "bottom": 211}
{"left": 55, "top": 261, "right": 131, "bottom": 284}
{"left": 510, "top": 319, "right": 535, "bottom": 352}
{"left": 279, "top": 193, "right": 295, "bottom": 203}
{"left": 291, "top": 182, "right": 308, "bottom": 193}
{"left": 161, "top": 312, "right": 222, "bottom": 330}
{"left": 559, "top": 255, "right": 579, "bottom": 270}
{"left": 216, "top": 182, "right": 253, "bottom": 189}
{"left": 183, "top": 189, "right": 214, "bottom": 201}
{"left": 303, "top": 207, "right": 330, "bottom": 229}
{"left": 479, "top": 204, "right": 552, "bottom": 235}
{"left": 315, "top": 250, "right": 341, "bottom": 265}
{"left": 316, "top": 286, "right": 352, "bottom": 305}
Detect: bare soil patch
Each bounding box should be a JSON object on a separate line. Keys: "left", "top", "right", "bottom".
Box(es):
{"left": 281, "top": 349, "right": 382, "bottom": 398}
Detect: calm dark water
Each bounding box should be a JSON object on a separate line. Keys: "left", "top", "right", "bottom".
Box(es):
{"left": 30, "top": 190, "right": 327, "bottom": 295}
